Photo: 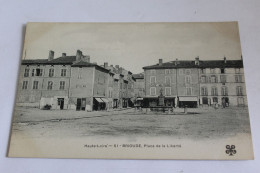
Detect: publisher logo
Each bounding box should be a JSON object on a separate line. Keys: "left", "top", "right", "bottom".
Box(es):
{"left": 226, "top": 145, "right": 236, "bottom": 156}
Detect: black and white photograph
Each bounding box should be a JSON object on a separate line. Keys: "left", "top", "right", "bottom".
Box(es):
{"left": 7, "top": 22, "right": 253, "bottom": 159}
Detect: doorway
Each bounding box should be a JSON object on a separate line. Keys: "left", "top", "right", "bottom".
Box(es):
{"left": 202, "top": 97, "right": 208, "bottom": 104}
{"left": 222, "top": 97, "right": 229, "bottom": 108}
{"left": 76, "top": 98, "right": 86, "bottom": 111}
{"left": 58, "top": 98, "right": 64, "bottom": 110}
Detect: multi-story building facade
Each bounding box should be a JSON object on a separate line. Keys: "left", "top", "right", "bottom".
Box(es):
{"left": 143, "top": 57, "right": 246, "bottom": 108}
{"left": 133, "top": 73, "right": 145, "bottom": 98}
{"left": 17, "top": 50, "right": 114, "bottom": 111}
{"left": 102, "top": 64, "right": 136, "bottom": 108}
{"left": 198, "top": 57, "right": 247, "bottom": 107}
{"left": 132, "top": 73, "right": 145, "bottom": 106}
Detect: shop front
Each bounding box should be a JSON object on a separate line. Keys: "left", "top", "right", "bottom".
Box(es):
{"left": 93, "top": 97, "right": 106, "bottom": 111}
{"left": 178, "top": 96, "right": 198, "bottom": 108}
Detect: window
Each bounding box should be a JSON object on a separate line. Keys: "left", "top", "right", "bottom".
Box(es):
{"left": 179, "top": 69, "right": 183, "bottom": 75}
{"left": 47, "top": 81, "right": 53, "bottom": 90}
{"left": 150, "top": 70, "right": 156, "bottom": 75}
{"left": 201, "top": 69, "right": 206, "bottom": 74}
{"left": 98, "top": 77, "right": 104, "bottom": 84}
{"left": 165, "top": 87, "right": 171, "bottom": 96}
{"left": 236, "top": 86, "right": 243, "bottom": 96}
{"left": 221, "top": 87, "right": 228, "bottom": 96}
{"left": 61, "top": 69, "right": 66, "bottom": 77}
{"left": 22, "top": 81, "right": 28, "bottom": 89}
{"left": 32, "top": 69, "right": 35, "bottom": 76}
{"left": 150, "top": 87, "right": 156, "bottom": 95}
{"left": 36, "top": 68, "right": 43, "bottom": 76}
{"left": 235, "top": 75, "right": 242, "bottom": 83}
{"left": 186, "top": 87, "right": 192, "bottom": 95}
{"left": 185, "top": 75, "right": 191, "bottom": 84}
{"left": 220, "top": 75, "right": 226, "bottom": 83}
{"left": 33, "top": 81, "right": 39, "bottom": 90}
{"left": 221, "top": 68, "right": 225, "bottom": 74}
{"left": 211, "top": 76, "right": 217, "bottom": 83}
{"left": 201, "top": 76, "right": 206, "bottom": 83}
{"left": 60, "top": 81, "right": 65, "bottom": 90}
{"left": 24, "top": 68, "right": 29, "bottom": 77}
{"left": 165, "top": 69, "right": 171, "bottom": 74}
{"left": 185, "top": 69, "right": 191, "bottom": 75}
{"left": 150, "top": 76, "right": 156, "bottom": 84}
{"left": 49, "top": 68, "right": 54, "bottom": 77}
{"left": 238, "top": 97, "right": 244, "bottom": 105}
{"left": 77, "top": 67, "right": 82, "bottom": 79}
{"left": 210, "top": 68, "right": 215, "bottom": 73}
{"left": 211, "top": 87, "right": 218, "bottom": 96}
{"left": 201, "top": 87, "right": 208, "bottom": 96}
{"left": 165, "top": 76, "right": 171, "bottom": 85}
{"left": 120, "top": 83, "right": 122, "bottom": 89}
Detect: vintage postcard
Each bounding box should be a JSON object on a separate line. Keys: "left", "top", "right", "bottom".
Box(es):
{"left": 8, "top": 22, "right": 254, "bottom": 159}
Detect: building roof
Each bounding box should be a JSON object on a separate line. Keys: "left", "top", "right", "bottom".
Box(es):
{"left": 71, "top": 61, "right": 96, "bottom": 67}
{"left": 49, "top": 56, "right": 76, "bottom": 64}
{"left": 133, "top": 73, "right": 144, "bottom": 79}
{"left": 22, "top": 56, "right": 77, "bottom": 65}
{"left": 71, "top": 61, "right": 109, "bottom": 73}
{"left": 22, "top": 56, "right": 109, "bottom": 73}
{"left": 143, "top": 60, "right": 243, "bottom": 69}
{"left": 22, "top": 59, "right": 49, "bottom": 64}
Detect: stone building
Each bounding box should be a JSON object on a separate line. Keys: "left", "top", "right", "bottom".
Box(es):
{"left": 132, "top": 73, "right": 145, "bottom": 106}
{"left": 18, "top": 50, "right": 111, "bottom": 111}
{"left": 102, "top": 63, "right": 136, "bottom": 108}
{"left": 143, "top": 57, "right": 246, "bottom": 108}
{"left": 133, "top": 73, "right": 145, "bottom": 98}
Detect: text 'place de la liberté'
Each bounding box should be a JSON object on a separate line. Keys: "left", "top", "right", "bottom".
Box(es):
{"left": 17, "top": 49, "right": 247, "bottom": 111}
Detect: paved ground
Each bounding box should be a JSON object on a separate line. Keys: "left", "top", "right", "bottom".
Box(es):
{"left": 11, "top": 106, "right": 252, "bottom": 140}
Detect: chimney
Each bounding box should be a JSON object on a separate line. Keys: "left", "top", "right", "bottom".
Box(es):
{"left": 104, "top": 62, "right": 108, "bottom": 68}
{"left": 224, "top": 56, "right": 227, "bottom": 63}
{"left": 195, "top": 56, "right": 199, "bottom": 65}
{"left": 76, "top": 50, "right": 82, "bottom": 61}
{"left": 82, "top": 55, "right": 90, "bottom": 63}
{"left": 159, "top": 59, "right": 163, "bottom": 66}
{"left": 62, "top": 53, "right": 66, "bottom": 58}
{"left": 48, "top": 50, "right": 54, "bottom": 61}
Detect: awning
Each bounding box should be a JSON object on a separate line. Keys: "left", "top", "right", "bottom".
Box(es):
{"left": 136, "top": 98, "right": 143, "bottom": 100}
{"left": 179, "top": 97, "right": 198, "bottom": 102}
{"left": 95, "top": 98, "right": 104, "bottom": 103}
{"left": 101, "top": 98, "right": 109, "bottom": 103}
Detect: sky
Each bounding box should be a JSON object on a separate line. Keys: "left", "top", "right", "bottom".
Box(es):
{"left": 23, "top": 22, "right": 242, "bottom": 73}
